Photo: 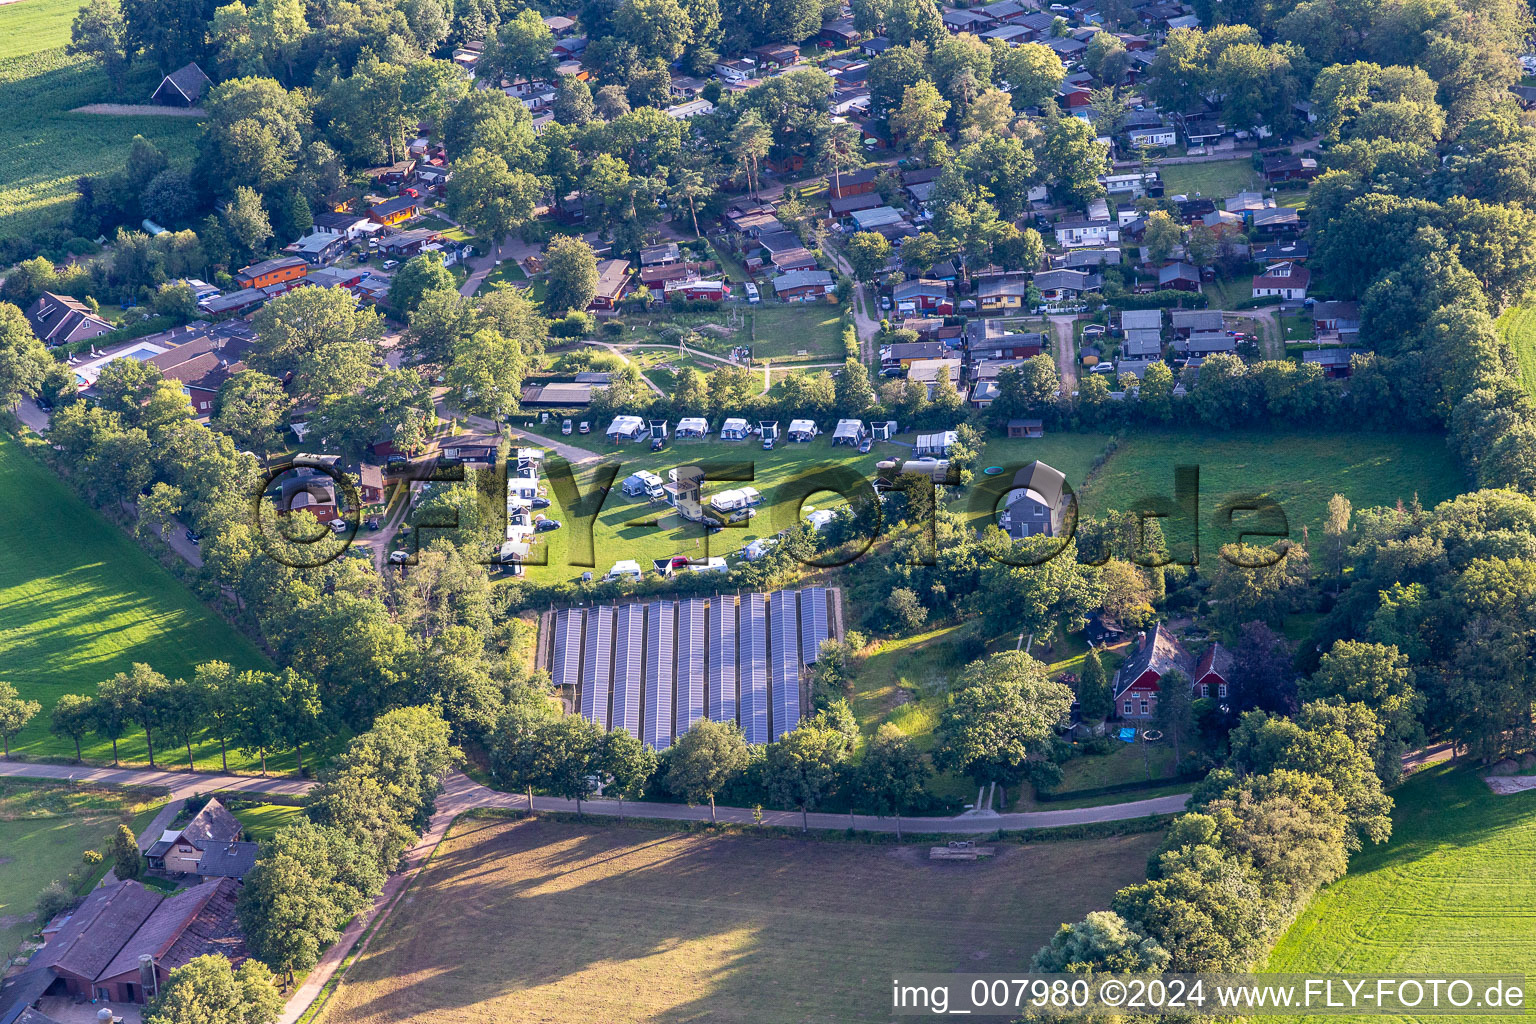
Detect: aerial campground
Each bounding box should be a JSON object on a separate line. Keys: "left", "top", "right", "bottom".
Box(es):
{"left": 2, "top": 0, "right": 1536, "bottom": 1020}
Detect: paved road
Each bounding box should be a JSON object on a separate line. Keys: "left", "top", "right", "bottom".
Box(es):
{"left": 0, "top": 761, "right": 1187, "bottom": 833}
{"left": 15, "top": 397, "right": 49, "bottom": 433}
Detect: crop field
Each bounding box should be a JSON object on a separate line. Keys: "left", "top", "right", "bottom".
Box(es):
{"left": 0, "top": 435, "right": 274, "bottom": 767}
{"left": 1269, "top": 766, "right": 1536, "bottom": 1023}
{"left": 0, "top": 0, "right": 78, "bottom": 58}
{"left": 0, "top": 780, "right": 165, "bottom": 961}
{"left": 1496, "top": 304, "right": 1536, "bottom": 403}
{"left": 0, "top": 37, "right": 199, "bottom": 240}
{"left": 321, "top": 815, "right": 1165, "bottom": 1024}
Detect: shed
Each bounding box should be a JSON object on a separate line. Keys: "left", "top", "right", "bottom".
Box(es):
{"left": 151, "top": 63, "right": 212, "bottom": 106}
{"left": 1008, "top": 418, "right": 1044, "bottom": 438}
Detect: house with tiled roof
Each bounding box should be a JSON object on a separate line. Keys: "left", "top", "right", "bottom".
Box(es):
{"left": 1112, "top": 623, "right": 1194, "bottom": 720}
{"left": 30, "top": 877, "right": 244, "bottom": 1004}
{"left": 25, "top": 292, "right": 113, "bottom": 347}
{"left": 145, "top": 797, "right": 244, "bottom": 875}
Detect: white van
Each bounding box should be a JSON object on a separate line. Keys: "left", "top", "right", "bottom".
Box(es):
{"left": 744, "top": 281, "right": 760, "bottom": 304}
{"left": 561, "top": 419, "right": 573, "bottom": 435}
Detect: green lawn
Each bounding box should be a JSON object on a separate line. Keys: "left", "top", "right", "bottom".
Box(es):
{"left": 848, "top": 624, "right": 969, "bottom": 749}
{"left": 232, "top": 802, "right": 306, "bottom": 841}
{"left": 1282, "top": 312, "right": 1316, "bottom": 341}
{"left": 0, "top": 0, "right": 78, "bottom": 58}
{"left": 1203, "top": 275, "right": 1255, "bottom": 309}
{"left": 0, "top": 45, "right": 200, "bottom": 240}
{"left": 1270, "top": 766, "right": 1536, "bottom": 1022}
{"left": 0, "top": 785, "right": 165, "bottom": 962}
{"left": 0, "top": 434, "right": 275, "bottom": 767}
{"left": 1158, "top": 157, "right": 1261, "bottom": 200}
{"left": 1079, "top": 429, "right": 1464, "bottom": 561}
{"left": 1496, "top": 304, "right": 1536, "bottom": 403}
{"left": 749, "top": 303, "right": 847, "bottom": 362}
{"left": 515, "top": 435, "right": 888, "bottom": 583}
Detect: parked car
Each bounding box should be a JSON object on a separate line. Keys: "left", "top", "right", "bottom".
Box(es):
{"left": 578, "top": 421, "right": 591, "bottom": 434}
{"left": 534, "top": 519, "right": 562, "bottom": 532}
{"left": 858, "top": 439, "right": 872, "bottom": 453}
{"left": 762, "top": 438, "right": 775, "bottom": 451}
{"left": 184, "top": 530, "right": 202, "bottom": 544}
{"left": 562, "top": 419, "right": 573, "bottom": 435}
{"left": 389, "top": 550, "right": 410, "bottom": 564}
{"left": 651, "top": 437, "right": 665, "bottom": 451}
{"left": 531, "top": 497, "right": 551, "bottom": 509}
{"left": 330, "top": 519, "right": 349, "bottom": 533}
{"left": 365, "top": 516, "right": 382, "bottom": 530}
{"left": 382, "top": 259, "right": 399, "bottom": 270}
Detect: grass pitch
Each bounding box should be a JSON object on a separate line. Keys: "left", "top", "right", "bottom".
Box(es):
{"left": 321, "top": 816, "right": 1165, "bottom": 1024}
{"left": 1269, "top": 765, "right": 1536, "bottom": 1023}
{"left": 0, "top": 434, "right": 272, "bottom": 767}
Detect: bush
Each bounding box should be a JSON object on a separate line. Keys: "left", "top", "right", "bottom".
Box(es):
{"left": 35, "top": 880, "right": 76, "bottom": 924}
{"left": 601, "top": 319, "right": 625, "bottom": 337}
{"left": 81, "top": 849, "right": 103, "bottom": 865}
{"left": 550, "top": 311, "right": 595, "bottom": 338}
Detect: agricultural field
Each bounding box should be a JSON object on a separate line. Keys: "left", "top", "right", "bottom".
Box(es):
{"left": 1496, "top": 304, "right": 1536, "bottom": 403}
{"left": 1270, "top": 766, "right": 1536, "bottom": 1022}
{"left": 0, "top": 34, "right": 199, "bottom": 240}
{"left": 0, "top": 779, "right": 165, "bottom": 962}
{"left": 0, "top": 0, "right": 78, "bottom": 58}
{"left": 0, "top": 434, "right": 273, "bottom": 766}
{"left": 321, "top": 815, "right": 1166, "bottom": 1024}
{"left": 1157, "top": 157, "right": 1261, "bottom": 200}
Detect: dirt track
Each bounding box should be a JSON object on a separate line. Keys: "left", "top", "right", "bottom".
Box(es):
{"left": 72, "top": 103, "right": 205, "bottom": 116}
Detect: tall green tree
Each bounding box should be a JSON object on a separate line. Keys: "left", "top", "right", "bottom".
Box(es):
{"left": 599, "top": 728, "right": 658, "bottom": 817}
{"left": 145, "top": 955, "right": 285, "bottom": 1024}
{"left": 665, "top": 718, "right": 749, "bottom": 822}
{"left": 0, "top": 682, "right": 40, "bottom": 759}
{"left": 51, "top": 693, "right": 94, "bottom": 763}
{"left": 855, "top": 724, "right": 929, "bottom": 839}
{"left": 542, "top": 235, "right": 599, "bottom": 315}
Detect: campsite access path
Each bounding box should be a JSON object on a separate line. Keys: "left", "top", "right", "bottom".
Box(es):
{"left": 0, "top": 761, "right": 1186, "bottom": 833}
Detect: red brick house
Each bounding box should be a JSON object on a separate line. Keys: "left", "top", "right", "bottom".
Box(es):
{"left": 144, "top": 798, "right": 244, "bottom": 875}
{"left": 1112, "top": 624, "right": 1236, "bottom": 718}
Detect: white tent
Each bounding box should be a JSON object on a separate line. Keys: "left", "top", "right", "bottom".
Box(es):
{"left": 787, "top": 418, "right": 818, "bottom": 441}
{"left": 721, "top": 417, "right": 750, "bottom": 439}
{"left": 607, "top": 415, "right": 646, "bottom": 440}
{"left": 676, "top": 416, "right": 709, "bottom": 437}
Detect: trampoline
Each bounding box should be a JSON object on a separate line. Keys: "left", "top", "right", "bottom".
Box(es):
{"left": 982, "top": 466, "right": 1006, "bottom": 475}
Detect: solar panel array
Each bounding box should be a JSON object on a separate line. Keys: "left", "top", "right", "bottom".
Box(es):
{"left": 551, "top": 591, "right": 834, "bottom": 748}
{"left": 642, "top": 601, "right": 674, "bottom": 750}
{"left": 769, "top": 591, "right": 800, "bottom": 742}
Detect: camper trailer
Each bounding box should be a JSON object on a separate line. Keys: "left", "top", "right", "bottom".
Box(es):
{"left": 622, "top": 470, "right": 665, "bottom": 498}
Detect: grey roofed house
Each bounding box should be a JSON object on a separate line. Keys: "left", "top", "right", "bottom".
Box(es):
{"left": 151, "top": 62, "right": 213, "bottom": 105}
{"left": 1225, "top": 191, "right": 1273, "bottom": 212}
{"left": 829, "top": 192, "right": 882, "bottom": 215}
{"left": 195, "top": 840, "right": 260, "bottom": 881}
{"left": 772, "top": 269, "right": 834, "bottom": 295}
{"left": 1122, "top": 328, "right": 1164, "bottom": 357}
{"left": 1034, "top": 269, "right": 1094, "bottom": 294}
{"left": 181, "top": 798, "right": 243, "bottom": 846}
{"left": 1252, "top": 206, "right": 1301, "bottom": 229}
{"left": 1251, "top": 240, "right": 1310, "bottom": 262}
{"left": 1178, "top": 330, "right": 1236, "bottom": 355}
{"left": 1170, "top": 308, "right": 1223, "bottom": 333}
{"left": 1058, "top": 247, "right": 1121, "bottom": 269}
{"left": 25, "top": 292, "right": 114, "bottom": 346}
{"left": 1159, "top": 262, "right": 1200, "bottom": 286}
{"left": 1119, "top": 308, "right": 1162, "bottom": 331}
{"left": 999, "top": 460, "right": 1069, "bottom": 540}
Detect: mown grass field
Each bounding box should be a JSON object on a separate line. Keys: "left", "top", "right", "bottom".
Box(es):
{"left": 748, "top": 303, "right": 847, "bottom": 362}
{"left": 1269, "top": 766, "right": 1536, "bottom": 1023}
{"left": 0, "top": 31, "right": 200, "bottom": 239}
{"left": 509, "top": 435, "right": 886, "bottom": 583}
{"left": 0, "top": 780, "right": 165, "bottom": 961}
{"left": 1496, "top": 304, "right": 1536, "bottom": 403}
{"left": 0, "top": 434, "right": 274, "bottom": 767}
{"left": 321, "top": 816, "right": 1165, "bottom": 1024}
{"left": 1079, "top": 430, "right": 1463, "bottom": 561}
{"left": 1157, "top": 157, "right": 1261, "bottom": 199}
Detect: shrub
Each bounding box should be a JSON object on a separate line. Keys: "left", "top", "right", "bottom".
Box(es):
{"left": 35, "top": 880, "right": 76, "bottom": 924}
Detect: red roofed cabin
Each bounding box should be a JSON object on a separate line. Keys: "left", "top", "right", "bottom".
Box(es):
{"left": 235, "top": 256, "right": 308, "bottom": 290}
{"left": 1110, "top": 624, "right": 1235, "bottom": 719}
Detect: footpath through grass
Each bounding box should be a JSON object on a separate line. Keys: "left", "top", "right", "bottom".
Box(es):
{"left": 0, "top": 434, "right": 272, "bottom": 766}
{"left": 321, "top": 815, "right": 1165, "bottom": 1024}
{"left": 1269, "top": 765, "right": 1536, "bottom": 1023}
